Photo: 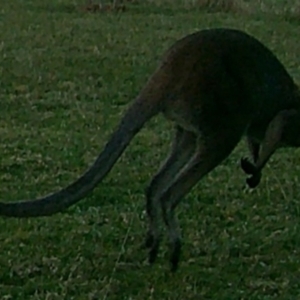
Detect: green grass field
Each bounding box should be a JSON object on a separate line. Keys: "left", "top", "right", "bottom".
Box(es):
{"left": 1, "top": 0, "right": 300, "bottom": 298}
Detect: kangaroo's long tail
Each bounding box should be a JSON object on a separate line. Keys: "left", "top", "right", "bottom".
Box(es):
{"left": 0, "top": 90, "right": 163, "bottom": 217}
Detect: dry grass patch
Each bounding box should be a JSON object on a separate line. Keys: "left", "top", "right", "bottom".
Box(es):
{"left": 197, "top": 0, "right": 245, "bottom": 13}
{"left": 288, "top": 4, "right": 300, "bottom": 20}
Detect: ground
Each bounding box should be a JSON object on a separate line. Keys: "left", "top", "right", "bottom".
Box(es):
{"left": 1, "top": 0, "right": 300, "bottom": 299}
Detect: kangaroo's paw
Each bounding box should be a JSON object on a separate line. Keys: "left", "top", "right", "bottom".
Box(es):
{"left": 144, "top": 230, "right": 155, "bottom": 248}
{"left": 246, "top": 172, "right": 262, "bottom": 189}
{"left": 241, "top": 157, "right": 257, "bottom": 175}
{"left": 148, "top": 238, "right": 160, "bottom": 265}
{"left": 169, "top": 238, "right": 181, "bottom": 272}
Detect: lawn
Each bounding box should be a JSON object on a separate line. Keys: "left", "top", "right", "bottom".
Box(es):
{"left": 1, "top": 0, "right": 300, "bottom": 299}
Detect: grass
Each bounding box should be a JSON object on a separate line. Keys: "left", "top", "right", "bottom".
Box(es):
{"left": 1, "top": 0, "right": 300, "bottom": 299}
{"left": 197, "top": 0, "right": 244, "bottom": 13}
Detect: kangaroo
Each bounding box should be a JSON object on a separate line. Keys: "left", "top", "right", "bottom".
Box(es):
{"left": 1, "top": 28, "right": 300, "bottom": 272}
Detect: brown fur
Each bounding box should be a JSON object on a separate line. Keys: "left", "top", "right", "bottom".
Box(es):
{"left": 1, "top": 28, "right": 300, "bottom": 271}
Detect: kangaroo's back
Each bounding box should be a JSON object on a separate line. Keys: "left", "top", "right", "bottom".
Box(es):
{"left": 159, "top": 28, "right": 298, "bottom": 135}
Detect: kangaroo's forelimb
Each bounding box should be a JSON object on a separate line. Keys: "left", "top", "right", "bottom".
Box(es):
{"left": 241, "top": 109, "right": 298, "bottom": 188}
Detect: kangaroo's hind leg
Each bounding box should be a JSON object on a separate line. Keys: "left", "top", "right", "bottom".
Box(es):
{"left": 158, "top": 122, "right": 247, "bottom": 272}
{"left": 145, "top": 126, "right": 197, "bottom": 264}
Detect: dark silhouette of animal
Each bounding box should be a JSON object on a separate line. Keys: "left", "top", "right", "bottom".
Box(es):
{"left": 1, "top": 28, "right": 300, "bottom": 272}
